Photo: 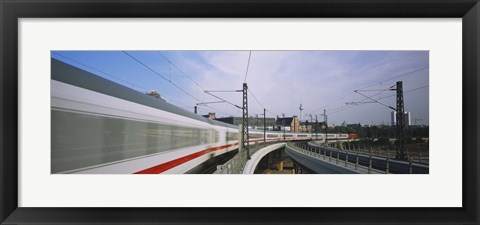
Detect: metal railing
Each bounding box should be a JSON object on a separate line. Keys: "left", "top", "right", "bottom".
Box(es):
{"left": 292, "top": 141, "right": 428, "bottom": 174}
{"left": 337, "top": 142, "right": 429, "bottom": 164}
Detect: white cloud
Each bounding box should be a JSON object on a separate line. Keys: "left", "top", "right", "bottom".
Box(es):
{"left": 161, "top": 50, "right": 428, "bottom": 125}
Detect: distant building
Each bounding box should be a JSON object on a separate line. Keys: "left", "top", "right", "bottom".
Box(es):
{"left": 391, "top": 111, "right": 411, "bottom": 127}
{"left": 299, "top": 121, "right": 313, "bottom": 133}
{"left": 202, "top": 112, "right": 216, "bottom": 120}
{"left": 405, "top": 112, "right": 411, "bottom": 126}
{"left": 215, "top": 117, "right": 243, "bottom": 126}
{"left": 276, "top": 117, "right": 292, "bottom": 132}
{"left": 248, "top": 116, "right": 276, "bottom": 130}
{"left": 276, "top": 115, "right": 300, "bottom": 132}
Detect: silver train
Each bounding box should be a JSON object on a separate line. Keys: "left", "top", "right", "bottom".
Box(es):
{"left": 51, "top": 59, "right": 353, "bottom": 174}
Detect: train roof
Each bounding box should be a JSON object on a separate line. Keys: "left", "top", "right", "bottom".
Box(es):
{"left": 51, "top": 58, "right": 238, "bottom": 129}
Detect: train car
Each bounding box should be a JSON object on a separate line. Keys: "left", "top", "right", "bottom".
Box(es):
{"left": 348, "top": 133, "right": 359, "bottom": 139}
{"left": 52, "top": 59, "right": 241, "bottom": 174}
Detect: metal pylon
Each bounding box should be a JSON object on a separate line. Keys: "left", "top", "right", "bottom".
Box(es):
{"left": 242, "top": 83, "right": 250, "bottom": 159}
{"left": 395, "top": 81, "right": 407, "bottom": 159}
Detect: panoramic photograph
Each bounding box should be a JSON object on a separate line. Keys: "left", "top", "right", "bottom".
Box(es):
{"left": 51, "top": 50, "right": 429, "bottom": 174}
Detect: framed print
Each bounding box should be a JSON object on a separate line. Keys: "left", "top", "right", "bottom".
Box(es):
{"left": 1, "top": 0, "right": 479, "bottom": 224}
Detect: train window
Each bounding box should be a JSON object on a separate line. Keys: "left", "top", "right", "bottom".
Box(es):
{"left": 212, "top": 130, "right": 219, "bottom": 142}
{"left": 227, "top": 132, "right": 240, "bottom": 141}
{"left": 249, "top": 133, "right": 263, "bottom": 138}
{"left": 267, "top": 134, "right": 278, "bottom": 138}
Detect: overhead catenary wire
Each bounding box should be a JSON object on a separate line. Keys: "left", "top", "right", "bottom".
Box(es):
{"left": 53, "top": 52, "right": 207, "bottom": 112}
{"left": 244, "top": 51, "right": 252, "bottom": 83}
{"left": 52, "top": 52, "right": 149, "bottom": 93}
{"left": 328, "top": 105, "right": 357, "bottom": 115}
{"left": 204, "top": 91, "right": 242, "bottom": 109}
{"left": 125, "top": 51, "right": 239, "bottom": 116}
{"left": 320, "top": 92, "right": 355, "bottom": 112}
{"left": 123, "top": 51, "right": 202, "bottom": 102}
{"left": 157, "top": 51, "right": 244, "bottom": 115}
{"left": 328, "top": 85, "right": 429, "bottom": 115}
{"left": 309, "top": 66, "right": 429, "bottom": 114}
{"left": 188, "top": 52, "right": 256, "bottom": 113}
{"left": 163, "top": 95, "right": 233, "bottom": 117}
{"left": 248, "top": 86, "right": 281, "bottom": 119}
{"left": 248, "top": 89, "right": 266, "bottom": 109}
{"left": 377, "top": 85, "right": 429, "bottom": 100}
{"left": 356, "top": 66, "right": 429, "bottom": 91}
{"left": 55, "top": 51, "right": 234, "bottom": 117}
{"left": 200, "top": 104, "right": 232, "bottom": 117}
{"left": 155, "top": 51, "right": 204, "bottom": 89}
{"left": 354, "top": 90, "right": 395, "bottom": 110}
{"left": 265, "top": 109, "right": 278, "bottom": 118}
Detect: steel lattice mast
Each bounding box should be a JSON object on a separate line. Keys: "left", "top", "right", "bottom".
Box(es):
{"left": 350, "top": 81, "right": 408, "bottom": 160}
{"left": 395, "top": 81, "right": 407, "bottom": 159}
{"left": 242, "top": 83, "right": 250, "bottom": 159}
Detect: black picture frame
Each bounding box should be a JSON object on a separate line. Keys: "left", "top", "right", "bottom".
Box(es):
{"left": 1, "top": 0, "right": 479, "bottom": 224}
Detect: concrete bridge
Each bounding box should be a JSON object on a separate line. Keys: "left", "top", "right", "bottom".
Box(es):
{"left": 214, "top": 141, "right": 429, "bottom": 174}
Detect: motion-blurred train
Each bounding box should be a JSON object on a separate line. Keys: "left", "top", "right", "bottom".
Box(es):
{"left": 51, "top": 59, "right": 357, "bottom": 174}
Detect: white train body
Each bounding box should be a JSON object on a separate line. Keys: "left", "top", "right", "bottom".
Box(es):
{"left": 51, "top": 59, "right": 352, "bottom": 174}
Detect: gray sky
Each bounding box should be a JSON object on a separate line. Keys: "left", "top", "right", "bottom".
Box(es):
{"left": 53, "top": 50, "right": 429, "bottom": 126}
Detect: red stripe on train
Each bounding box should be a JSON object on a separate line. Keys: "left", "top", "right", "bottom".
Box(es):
{"left": 134, "top": 143, "right": 239, "bottom": 174}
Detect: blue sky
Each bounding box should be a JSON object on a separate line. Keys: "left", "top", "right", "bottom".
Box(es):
{"left": 52, "top": 50, "right": 429, "bottom": 126}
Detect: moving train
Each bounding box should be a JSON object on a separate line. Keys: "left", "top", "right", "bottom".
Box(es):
{"left": 51, "top": 58, "right": 356, "bottom": 174}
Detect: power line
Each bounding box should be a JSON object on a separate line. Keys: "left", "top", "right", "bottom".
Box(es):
{"left": 328, "top": 104, "right": 357, "bottom": 112}
{"left": 329, "top": 105, "right": 357, "bottom": 115}
{"left": 316, "top": 92, "right": 355, "bottom": 113}
{"left": 155, "top": 51, "right": 204, "bottom": 89}
{"left": 248, "top": 89, "right": 265, "bottom": 109}
{"left": 248, "top": 88, "right": 279, "bottom": 118}
{"left": 265, "top": 109, "right": 278, "bottom": 117}
{"left": 405, "top": 85, "right": 429, "bottom": 93}
{"left": 354, "top": 90, "right": 395, "bottom": 110}
{"left": 55, "top": 51, "right": 234, "bottom": 117}
{"left": 53, "top": 52, "right": 203, "bottom": 112}
{"left": 326, "top": 86, "right": 381, "bottom": 114}
{"left": 377, "top": 85, "right": 429, "bottom": 100}
{"left": 157, "top": 51, "right": 249, "bottom": 116}
{"left": 309, "top": 66, "right": 428, "bottom": 114}
{"left": 123, "top": 51, "right": 202, "bottom": 102}
{"left": 328, "top": 84, "right": 428, "bottom": 115}
{"left": 357, "top": 66, "right": 429, "bottom": 91}
{"left": 244, "top": 51, "right": 252, "bottom": 83}
{"left": 204, "top": 91, "right": 242, "bottom": 110}
{"left": 52, "top": 52, "right": 149, "bottom": 93}
{"left": 201, "top": 104, "right": 231, "bottom": 117}
{"left": 161, "top": 97, "right": 192, "bottom": 108}
{"left": 156, "top": 51, "right": 241, "bottom": 116}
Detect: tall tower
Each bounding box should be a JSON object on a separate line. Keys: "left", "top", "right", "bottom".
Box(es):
{"left": 299, "top": 103, "right": 304, "bottom": 122}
